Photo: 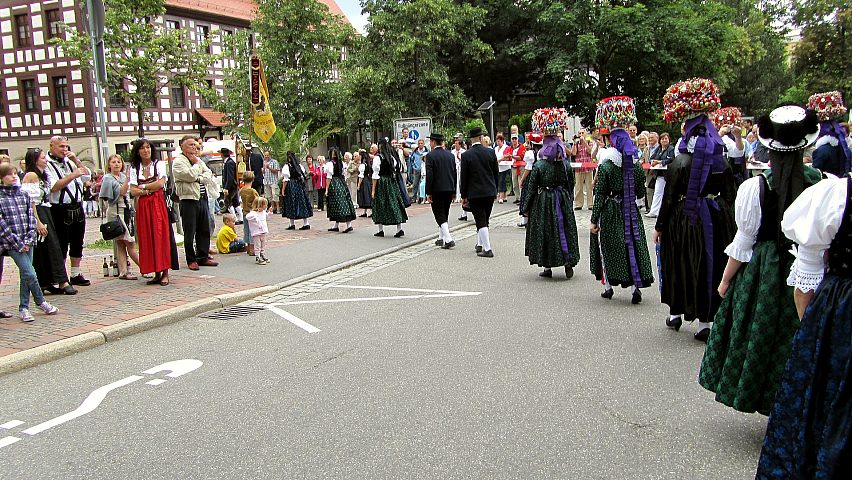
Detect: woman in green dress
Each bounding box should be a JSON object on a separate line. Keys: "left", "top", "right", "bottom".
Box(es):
{"left": 324, "top": 148, "right": 356, "bottom": 233}
{"left": 589, "top": 96, "right": 654, "bottom": 303}
{"left": 522, "top": 110, "right": 580, "bottom": 278}
{"left": 371, "top": 138, "right": 408, "bottom": 237}
{"left": 698, "top": 105, "right": 823, "bottom": 415}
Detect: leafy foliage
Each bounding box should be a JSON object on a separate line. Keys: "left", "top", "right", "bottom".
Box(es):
{"left": 787, "top": 0, "right": 851, "bottom": 101}
{"left": 56, "top": 0, "right": 215, "bottom": 137}
{"left": 263, "top": 121, "right": 340, "bottom": 161}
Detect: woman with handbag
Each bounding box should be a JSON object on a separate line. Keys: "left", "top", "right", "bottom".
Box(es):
{"left": 129, "top": 139, "right": 173, "bottom": 286}
{"left": 99, "top": 154, "right": 139, "bottom": 280}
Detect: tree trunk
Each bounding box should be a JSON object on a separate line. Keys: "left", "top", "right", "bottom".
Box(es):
{"left": 137, "top": 106, "right": 145, "bottom": 138}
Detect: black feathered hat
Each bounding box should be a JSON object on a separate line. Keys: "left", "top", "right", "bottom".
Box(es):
{"left": 757, "top": 105, "right": 819, "bottom": 152}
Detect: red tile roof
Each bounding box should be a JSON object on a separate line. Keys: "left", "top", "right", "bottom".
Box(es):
{"left": 196, "top": 108, "right": 229, "bottom": 127}
{"left": 165, "top": 0, "right": 349, "bottom": 24}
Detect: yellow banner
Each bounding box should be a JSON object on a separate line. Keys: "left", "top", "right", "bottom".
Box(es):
{"left": 250, "top": 54, "right": 276, "bottom": 143}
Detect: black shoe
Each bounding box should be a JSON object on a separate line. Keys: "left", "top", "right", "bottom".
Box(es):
{"left": 477, "top": 250, "right": 494, "bottom": 258}
{"left": 374, "top": 231, "right": 384, "bottom": 237}
{"left": 601, "top": 288, "right": 614, "bottom": 299}
{"left": 475, "top": 245, "right": 483, "bottom": 253}
{"left": 70, "top": 274, "right": 90, "bottom": 286}
{"left": 564, "top": 266, "right": 574, "bottom": 279}
{"left": 235, "top": 221, "right": 243, "bottom": 225}
{"left": 694, "top": 328, "right": 711, "bottom": 343}
{"left": 441, "top": 240, "right": 455, "bottom": 249}
{"left": 359, "top": 213, "right": 368, "bottom": 218}
{"left": 286, "top": 225, "right": 296, "bottom": 230}
{"left": 513, "top": 200, "right": 521, "bottom": 204}
{"left": 508, "top": 192, "right": 515, "bottom": 197}
{"left": 328, "top": 227, "right": 339, "bottom": 232}
{"left": 62, "top": 284, "right": 78, "bottom": 295}
{"left": 342, "top": 227, "right": 353, "bottom": 233}
{"left": 44, "top": 285, "right": 63, "bottom": 295}
{"left": 435, "top": 239, "right": 444, "bottom": 246}
{"left": 458, "top": 216, "right": 468, "bottom": 221}
{"left": 394, "top": 230, "right": 405, "bottom": 238}
{"left": 299, "top": 225, "right": 311, "bottom": 230}
{"left": 539, "top": 269, "right": 552, "bottom": 278}
{"left": 666, "top": 316, "right": 683, "bottom": 332}
{"left": 632, "top": 290, "right": 642, "bottom": 304}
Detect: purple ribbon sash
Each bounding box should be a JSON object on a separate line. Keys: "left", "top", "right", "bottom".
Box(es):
{"left": 820, "top": 120, "right": 852, "bottom": 174}
{"left": 611, "top": 130, "right": 643, "bottom": 286}
{"left": 553, "top": 186, "right": 572, "bottom": 264}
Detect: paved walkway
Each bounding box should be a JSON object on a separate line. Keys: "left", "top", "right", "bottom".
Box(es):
{"left": 0, "top": 200, "right": 519, "bottom": 359}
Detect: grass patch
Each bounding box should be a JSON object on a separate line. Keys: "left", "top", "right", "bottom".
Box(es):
{"left": 86, "top": 238, "right": 114, "bottom": 250}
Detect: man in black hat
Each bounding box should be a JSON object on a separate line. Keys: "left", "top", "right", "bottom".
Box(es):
{"left": 460, "top": 127, "right": 499, "bottom": 257}
{"left": 425, "top": 132, "right": 457, "bottom": 249}
{"left": 220, "top": 147, "right": 242, "bottom": 224}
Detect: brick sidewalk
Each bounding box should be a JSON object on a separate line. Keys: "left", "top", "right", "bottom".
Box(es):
{"left": 0, "top": 201, "right": 437, "bottom": 357}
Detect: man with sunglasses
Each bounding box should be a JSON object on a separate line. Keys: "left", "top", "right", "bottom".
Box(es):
{"left": 44, "top": 136, "right": 92, "bottom": 286}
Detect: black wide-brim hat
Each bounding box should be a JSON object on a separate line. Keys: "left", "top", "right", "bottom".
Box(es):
{"left": 757, "top": 105, "right": 819, "bottom": 152}
{"left": 427, "top": 132, "right": 445, "bottom": 142}
{"left": 219, "top": 147, "right": 232, "bottom": 155}
{"left": 467, "top": 127, "right": 485, "bottom": 138}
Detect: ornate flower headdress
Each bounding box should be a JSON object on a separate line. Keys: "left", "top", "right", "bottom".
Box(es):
{"left": 532, "top": 107, "right": 569, "bottom": 136}
{"left": 712, "top": 106, "right": 743, "bottom": 128}
{"left": 807, "top": 91, "right": 847, "bottom": 122}
{"left": 662, "top": 78, "right": 721, "bottom": 123}
{"left": 595, "top": 96, "right": 637, "bottom": 130}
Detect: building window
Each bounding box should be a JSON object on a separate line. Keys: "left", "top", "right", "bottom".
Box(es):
{"left": 166, "top": 19, "right": 180, "bottom": 31}
{"left": 196, "top": 25, "right": 210, "bottom": 53}
{"left": 22, "top": 79, "right": 38, "bottom": 111}
{"left": 52, "top": 76, "right": 69, "bottom": 109}
{"left": 14, "top": 14, "right": 31, "bottom": 48}
{"left": 108, "top": 76, "right": 126, "bottom": 107}
{"left": 46, "top": 9, "right": 63, "bottom": 39}
{"left": 171, "top": 85, "right": 185, "bottom": 108}
{"left": 115, "top": 143, "right": 129, "bottom": 156}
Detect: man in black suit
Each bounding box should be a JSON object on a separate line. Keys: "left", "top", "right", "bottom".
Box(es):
{"left": 249, "top": 146, "right": 264, "bottom": 194}
{"left": 460, "top": 127, "right": 499, "bottom": 257}
{"left": 425, "top": 132, "right": 458, "bottom": 249}
{"left": 220, "top": 148, "right": 242, "bottom": 223}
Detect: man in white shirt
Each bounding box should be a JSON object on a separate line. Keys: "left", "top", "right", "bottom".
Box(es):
{"left": 494, "top": 133, "right": 511, "bottom": 203}
{"left": 45, "top": 135, "right": 92, "bottom": 286}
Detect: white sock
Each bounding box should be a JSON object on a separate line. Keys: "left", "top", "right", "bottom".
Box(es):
{"left": 346, "top": 221, "right": 352, "bottom": 229}
{"left": 234, "top": 208, "right": 243, "bottom": 222}
{"left": 71, "top": 266, "right": 81, "bottom": 277}
{"left": 698, "top": 321, "right": 711, "bottom": 331}
{"left": 304, "top": 219, "right": 310, "bottom": 226}
{"left": 334, "top": 222, "right": 339, "bottom": 229}
{"left": 440, "top": 222, "right": 451, "bottom": 242}
{"left": 603, "top": 278, "right": 611, "bottom": 290}
{"left": 378, "top": 226, "right": 384, "bottom": 233}
{"left": 481, "top": 227, "right": 491, "bottom": 251}
{"left": 396, "top": 224, "right": 403, "bottom": 232}
{"left": 476, "top": 228, "right": 484, "bottom": 247}
{"left": 290, "top": 219, "right": 295, "bottom": 227}
{"left": 670, "top": 314, "right": 681, "bottom": 321}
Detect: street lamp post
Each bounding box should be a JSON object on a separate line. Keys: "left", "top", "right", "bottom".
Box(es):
{"left": 477, "top": 98, "right": 496, "bottom": 137}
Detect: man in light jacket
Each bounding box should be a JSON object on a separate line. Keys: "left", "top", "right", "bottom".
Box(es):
{"left": 172, "top": 136, "right": 217, "bottom": 270}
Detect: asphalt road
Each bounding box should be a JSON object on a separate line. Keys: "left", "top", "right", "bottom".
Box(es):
{"left": 0, "top": 210, "right": 766, "bottom": 479}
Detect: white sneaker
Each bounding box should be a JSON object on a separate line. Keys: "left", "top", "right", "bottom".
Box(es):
{"left": 38, "top": 302, "right": 58, "bottom": 315}
{"left": 20, "top": 308, "right": 34, "bottom": 322}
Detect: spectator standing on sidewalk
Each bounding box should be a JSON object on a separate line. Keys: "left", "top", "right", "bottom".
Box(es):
{"left": 172, "top": 136, "right": 218, "bottom": 271}
{"left": 99, "top": 154, "right": 140, "bottom": 280}
{"left": 45, "top": 135, "right": 91, "bottom": 288}
{"left": 129, "top": 138, "right": 176, "bottom": 286}
{"left": 410, "top": 139, "right": 428, "bottom": 204}
{"left": 21, "top": 148, "right": 76, "bottom": 295}
{"left": 495, "top": 133, "right": 511, "bottom": 203}
{"left": 571, "top": 129, "right": 595, "bottom": 210}
{"left": 345, "top": 151, "right": 360, "bottom": 206}
{"left": 312, "top": 156, "right": 328, "bottom": 211}
{"left": 508, "top": 134, "right": 526, "bottom": 202}
{"left": 304, "top": 154, "right": 317, "bottom": 207}
{"left": 240, "top": 171, "right": 261, "bottom": 254}
{"left": 646, "top": 132, "right": 676, "bottom": 217}
{"left": 261, "top": 150, "right": 280, "bottom": 214}
{"left": 0, "top": 163, "right": 58, "bottom": 322}
{"left": 220, "top": 148, "right": 242, "bottom": 223}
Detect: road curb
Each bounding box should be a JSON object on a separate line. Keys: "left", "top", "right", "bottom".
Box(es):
{"left": 0, "top": 331, "right": 106, "bottom": 376}
{"left": 97, "top": 298, "right": 223, "bottom": 342}
{"left": 0, "top": 209, "right": 516, "bottom": 376}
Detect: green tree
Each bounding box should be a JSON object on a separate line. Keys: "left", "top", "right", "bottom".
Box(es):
{"left": 788, "top": 0, "right": 851, "bottom": 99}
{"left": 253, "top": 0, "right": 356, "bottom": 129}
{"left": 213, "top": 29, "right": 252, "bottom": 137}
{"left": 339, "top": 0, "right": 493, "bottom": 133}
{"left": 57, "top": 0, "right": 215, "bottom": 137}
{"left": 518, "top": 0, "right": 747, "bottom": 126}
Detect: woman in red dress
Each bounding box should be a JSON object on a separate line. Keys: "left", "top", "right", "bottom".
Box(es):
{"left": 129, "top": 139, "right": 173, "bottom": 285}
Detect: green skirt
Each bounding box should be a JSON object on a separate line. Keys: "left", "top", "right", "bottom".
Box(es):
{"left": 326, "top": 176, "right": 356, "bottom": 222}
{"left": 525, "top": 188, "right": 580, "bottom": 268}
{"left": 698, "top": 240, "right": 800, "bottom": 415}
{"left": 372, "top": 176, "right": 408, "bottom": 226}
{"left": 589, "top": 197, "right": 654, "bottom": 288}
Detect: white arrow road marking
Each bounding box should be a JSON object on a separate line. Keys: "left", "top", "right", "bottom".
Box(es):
{"left": 142, "top": 359, "right": 204, "bottom": 378}
{"left": 20, "top": 375, "right": 143, "bottom": 436}
{"left": 275, "top": 293, "right": 479, "bottom": 306}
{"left": 146, "top": 379, "right": 167, "bottom": 386}
{"left": 267, "top": 306, "right": 321, "bottom": 333}
{"left": 0, "top": 437, "right": 20, "bottom": 448}
{"left": 0, "top": 359, "right": 204, "bottom": 451}
{"left": 330, "top": 285, "right": 482, "bottom": 295}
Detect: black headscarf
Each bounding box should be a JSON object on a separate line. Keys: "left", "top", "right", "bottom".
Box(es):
{"left": 378, "top": 138, "right": 398, "bottom": 177}
{"left": 287, "top": 151, "right": 305, "bottom": 182}
{"left": 360, "top": 149, "right": 372, "bottom": 177}
{"left": 329, "top": 148, "right": 343, "bottom": 177}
